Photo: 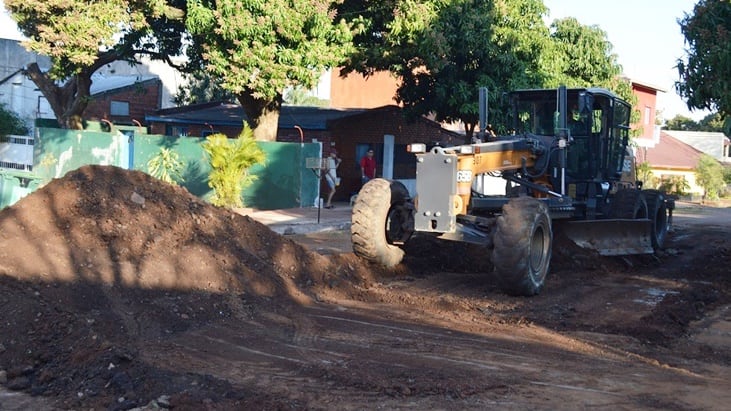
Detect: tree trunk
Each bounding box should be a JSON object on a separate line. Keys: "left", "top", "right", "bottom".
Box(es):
{"left": 237, "top": 91, "right": 283, "bottom": 141}
{"left": 464, "top": 122, "right": 476, "bottom": 143}
{"left": 24, "top": 63, "right": 92, "bottom": 130}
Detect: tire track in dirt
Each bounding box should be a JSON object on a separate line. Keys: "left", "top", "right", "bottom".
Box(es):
{"left": 138, "top": 303, "right": 725, "bottom": 410}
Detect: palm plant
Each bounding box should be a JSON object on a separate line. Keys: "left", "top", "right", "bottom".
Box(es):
{"left": 202, "top": 125, "right": 266, "bottom": 208}
{"left": 147, "top": 147, "right": 185, "bottom": 185}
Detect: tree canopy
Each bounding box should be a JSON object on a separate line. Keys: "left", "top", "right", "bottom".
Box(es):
{"left": 694, "top": 153, "right": 725, "bottom": 201}
{"left": 185, "top": 0, "right": 353, "bottom": 141}
{"left": 676, "top": 0, "right": 731, "bottom": 118}
{"left": 546, "top": 17, "right": 623, "bottom": 89}
{"left": 337, "top": 0, "right": 630, "bottom": 140}
{"left": 0, "top": 103, "right": 29, "bottom": 136}
{"left": 5, "top": 0, "right": 185, "bottom": 129}
{"left": 665, "top": 112, "right": 727, "bottom": 133}
{"left": 337, "top": 0, "right": 551, "bottom": 139}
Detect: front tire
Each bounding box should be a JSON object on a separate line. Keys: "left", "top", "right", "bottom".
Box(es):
{"left": 643, "top": 189, "right": 668, "bottom": 250}
{"left": 351, "top": 179, "right": 413, "bottom": 267}
{"left": 608, "top": 188, "right": 648, "bottom": 219}
{"left": 492, "top": 197, "right": 553, "bottom": 296}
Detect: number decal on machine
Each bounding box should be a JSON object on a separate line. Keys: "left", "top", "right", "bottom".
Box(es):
{"left": 456, "top": 170, "right": 472, "bottom": 183}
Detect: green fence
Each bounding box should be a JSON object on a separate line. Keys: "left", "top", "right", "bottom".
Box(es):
{"left": 1, "top": 126, "right": 322, "bottom": 210}
{"left": 0, "top": 169, "right": 43, "bottom": 208}
{"left": 133, "top": 134, "right": 322, "bottom": 209}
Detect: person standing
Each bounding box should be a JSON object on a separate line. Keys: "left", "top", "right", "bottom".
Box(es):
{"left": 324, "top": 149, "right": 341, "bottom": 209}
{"left": 359, "top": 148, "right": 376, "bottom": 186}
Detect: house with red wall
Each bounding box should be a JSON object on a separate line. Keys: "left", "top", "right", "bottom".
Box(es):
{"left": 630, "top": 79, "right": 665, "bottom": 140}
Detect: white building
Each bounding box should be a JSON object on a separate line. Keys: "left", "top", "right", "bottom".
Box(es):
{"left": 0, "top": 38, "right": 52, "bottom": 134}
{"left": 0, "top": 38, "right": 187, "bottom": 134}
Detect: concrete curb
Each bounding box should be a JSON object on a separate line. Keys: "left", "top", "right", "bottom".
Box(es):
{"left": 270, "top": 221, "right": 352, "bottom": 235}
{"left": 235, "top": 202, "right": 352, "bottom": 235}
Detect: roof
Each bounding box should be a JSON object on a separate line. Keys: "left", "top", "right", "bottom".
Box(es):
{"left": 328, "top": 104, "right": 465, "bottom": 139}
{"left": 661, "top": 130, "right": 730, "bottom": 160}
{"left": 638, "top": 131, "right": 703, "bottom": 169}
{"left": 145, "top": 102, "right": 368, "bottom": 130}
{"left": 90, "top": 74, "right": 158, "bottom": 95}
{"left": 629, "top": 79, "right": 666, "bottom": 93}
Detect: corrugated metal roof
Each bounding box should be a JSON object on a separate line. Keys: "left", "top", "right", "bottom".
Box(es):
{"left": 146, "top": 102, "right": 368, "bottom": 130}
{"left": 90, "top": 74, "right": 158, "bottom": 95}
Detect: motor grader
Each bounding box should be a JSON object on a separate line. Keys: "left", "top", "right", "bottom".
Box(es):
{"left": 351, "top": 86, "right": 673, "bottom": 296}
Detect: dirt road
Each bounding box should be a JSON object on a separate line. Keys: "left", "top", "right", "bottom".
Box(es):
{"left": 0, "top": 166, "right": 729, "bottom": 410}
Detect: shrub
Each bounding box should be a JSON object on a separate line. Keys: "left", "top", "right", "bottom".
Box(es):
{"left": 202, "top": 124, "right": 266, "bottom": 208}
{"left": 147, "top": 147, "right": 185, "bottom": 185}
{"left": 0, "top": 103, "right": 28, "bottom": 136}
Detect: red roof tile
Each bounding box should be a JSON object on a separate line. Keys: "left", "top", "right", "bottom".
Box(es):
{"left": 635, "top": 132, "right": 703, "bottom": 169}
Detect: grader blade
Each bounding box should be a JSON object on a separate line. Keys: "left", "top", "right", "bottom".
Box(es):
{"left": 561, "top": 219, "right": 654, "bottom": 256}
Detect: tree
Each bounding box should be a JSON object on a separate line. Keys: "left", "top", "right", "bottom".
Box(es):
{"left": 697, "top": 112, "right": 726, "bottom": 132}
{"left": 340, "top": 0, "right": 551, "bottom": 141}
{"left": 5, "top": 0, "right": 185, "bottom": 129}
{"left": 546, "top": 17, "right": 622, "bottom": 89}
{"left": 694, "top": 153, "right": 725, "bottom": 201}
{"left": 185, "top": 0, "right": 353, "bottom": 141}
{"left": 284, "top": 86, "right": 329, "bottom": 107}
{"left": 0, "top": 103, "right": 29, "bottom": 136}
{"left": 635, "top": 161, "right": 656, "bottom": 188}
{"left": 664, "top": 113, "right": 725, "bottom": 132}
{"left": 676, "top": 0, "right": 731, "bottom": 118}
{"left": 339, "top": 1, "right": 633, "bottom": 140}
{"left": 173, "top": 71, "right": 236, "bottom": 106}
{"left": 658, "top": 175, "right": 690, "bottom": 197}
{"left": 665, "top": 114, "right": 699, "bottom": 131}
{"left": 546, "top": 17, "right": 639, "bottom": 135}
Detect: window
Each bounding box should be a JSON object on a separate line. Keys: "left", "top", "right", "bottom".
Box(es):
{"left": 110, "top": 101, "right": 130, "bottom": 116}
{"left": 644, "top": 106, "right": 651, "bottom": 125}
{"left": 165, "top": 125, "right": 188, "bottom": 137}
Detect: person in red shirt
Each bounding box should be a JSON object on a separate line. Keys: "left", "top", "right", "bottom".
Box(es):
{"left": 359, "top": 148, "right": 376, "bottom": 186}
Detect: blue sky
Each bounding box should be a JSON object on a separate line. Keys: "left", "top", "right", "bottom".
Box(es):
{"left": 1, "top": 0, "right": 708, "bottom": 120}
{"left": 544, "top": 0, "right": 707, "bottom": 121}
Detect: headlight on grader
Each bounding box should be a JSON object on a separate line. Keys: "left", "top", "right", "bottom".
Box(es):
{"left": 407, "top": 143, "right": 427, "bottom": 153}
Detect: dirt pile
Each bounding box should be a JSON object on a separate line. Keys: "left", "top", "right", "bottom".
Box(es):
{"left": 0, "top": 165, "right": 374, "bottom": 409}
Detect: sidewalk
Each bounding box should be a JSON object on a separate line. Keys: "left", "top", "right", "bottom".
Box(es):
{"left": 235, "top": 202, "right": 353, "bottom": 235}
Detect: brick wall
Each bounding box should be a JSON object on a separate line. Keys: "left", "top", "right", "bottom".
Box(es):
{"left": 327, "top": 106, "right": 463, "bottom": 200}
{"left": 147, "top": 123, "right": 244, "bottom": 139}
{"left": 85, "top": 79, "right": 162, "bottom": 126}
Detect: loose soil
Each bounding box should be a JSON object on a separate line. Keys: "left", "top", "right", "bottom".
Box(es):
{"left": 0, "top": 165, "right": 729, "bottom": 410}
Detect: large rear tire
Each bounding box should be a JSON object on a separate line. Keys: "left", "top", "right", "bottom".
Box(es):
{"left": 351, "top": 178, "right": 413, "bottom": 267}
{"left": 642, "top": 189, "right": 668, "bottom": 250}
{"left": 493, "top": 197, "right": 552, "bottom": 296}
